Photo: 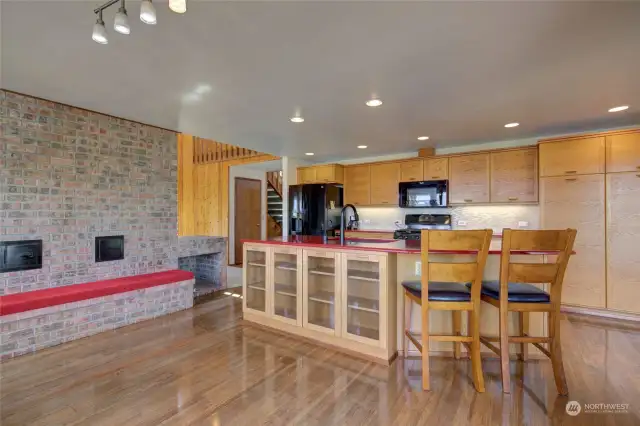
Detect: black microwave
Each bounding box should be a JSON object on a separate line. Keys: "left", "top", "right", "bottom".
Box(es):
{"left": 399, "top": 180, "right": 448, "bottom": 208}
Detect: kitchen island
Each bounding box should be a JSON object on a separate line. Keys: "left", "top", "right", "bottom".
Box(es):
{"left": 242, "top": 236, "right": 559, "bottom": 363}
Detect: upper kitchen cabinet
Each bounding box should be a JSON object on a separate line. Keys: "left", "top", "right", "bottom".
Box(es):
{"left": 399, "top": 159, "right": 424, "bottom": 182}
{"left": 449, "top": 153, "right": 490, "bottom": 204}
{"left": 370, "top": 162, "right": 400, "bottom": 205}
{"left": 423, "top": 157, "right": 449, "bottom": 181}
{"left": 606, "top": 131, "right": 640, "bottom": 173}
{"left": 297, "top": 164, "right": 344, "bottom": 184}
{"left": 490, "top": 148, "right": 538, "bottom": 203}
{"left": 344, "top": 164, "right": 371, "bottom": 205}
{"left": 539, "top": 136, "right": 605, "bottom": 177}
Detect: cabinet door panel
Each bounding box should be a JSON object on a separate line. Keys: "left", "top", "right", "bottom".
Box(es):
{"left": 424, "top": 158, "right": 449, "bottom": 180}
{"left": 399, "top": 159, "right": 423, "bottom": 182}
{"left": 540, "top": 175, "right": 605, "bottom": 308}
{"left": 449, "top": 153, "right": 490, "bottom": 204}
{"left": 303, "top": 251, "right": 340, "bottom": 335}
{"left": 271, "top": 248, "right": 303, "bottom": 325}
{"left": 243, "top": 246, "right": 270, "bottom": 314}
{"left": 606, "top": 172, "right": 640, "bottom": 313}
{"left": 315, "top": 165, "right": 336, "bottom": 183}
{"left": 606, "top": 132, "right": 640, "bottom": 173}
{"left": 370, "top": 163, "right": 400, "bottom": 205}
{"left": 490, "top": 148, "right": 538, "bottom": 203}
{"left": 539, "top": 137, "right": 605, "bottom": 177}
{"left": 298, "top": 168, "right": 316, "bottom": 184}
{"left": 345, "top": 165, "right": 371, "bottom": 205}
{"left": 341, "top": 253, "right": 385, "bottom": 347}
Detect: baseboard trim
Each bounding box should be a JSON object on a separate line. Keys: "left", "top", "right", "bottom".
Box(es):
{"left": 561, "top": 305, "right": 640, "bottom": 322}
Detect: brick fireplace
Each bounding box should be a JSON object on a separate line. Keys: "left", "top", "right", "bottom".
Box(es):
{"left": 178, "top": 236, "right": 227, "bottom": 297}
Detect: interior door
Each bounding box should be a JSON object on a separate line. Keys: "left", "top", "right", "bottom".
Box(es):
{"left": 235, "top": 178, "right": 262, "bottom": 265}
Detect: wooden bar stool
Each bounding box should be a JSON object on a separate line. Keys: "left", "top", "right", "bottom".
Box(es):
{"left": 402, "top": 229, "right": 493, "bottom": 392}
{"left": 477, "top": 229, "right": 577, "bottom": 395}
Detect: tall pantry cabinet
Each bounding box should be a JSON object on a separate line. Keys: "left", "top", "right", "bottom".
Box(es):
{"left": 539, "top": 129, "right": 640, "bottom": 314}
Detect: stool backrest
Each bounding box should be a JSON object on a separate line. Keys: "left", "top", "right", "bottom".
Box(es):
{"left": 420, "top": 230, "right": 493, "bottom": 303}
{"left": 499, "top": 229, "right": 577, "bottom": 305}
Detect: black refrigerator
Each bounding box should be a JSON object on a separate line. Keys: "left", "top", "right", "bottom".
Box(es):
{"left": 289, "top": 184, "right": 343, "bottom": 236}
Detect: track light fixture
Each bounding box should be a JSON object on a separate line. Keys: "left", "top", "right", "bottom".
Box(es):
{"left": 92, "top": 0, "right": 177, "bottom": 44}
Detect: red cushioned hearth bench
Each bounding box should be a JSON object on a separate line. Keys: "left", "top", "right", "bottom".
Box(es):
{"left": 0, "top": 270, "right": 195, "bottom": 360}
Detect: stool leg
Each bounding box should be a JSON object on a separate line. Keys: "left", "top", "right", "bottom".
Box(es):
{"left": 549, "top": 311, "right": 568, "bottom": 395}
{"left": 469, "top": 308, "right": 485, "bottom": 393}
{"left": 452, "top": 310, "right": 462, "bottom": 359}
{"left": 518, "top": 312, "right": 529, "bottom": 361}
{"left": 403, "top": 293, "right": 412, "bottom": 357}
{"left": 421, "top": 301, "right": 430, "bottom": 391}
{"left": 499, "top": 305, "right": 511, "bottom": 393}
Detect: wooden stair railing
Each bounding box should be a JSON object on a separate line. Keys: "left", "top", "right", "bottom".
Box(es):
{"left": 266, "top": 171, "right": 283, "bottom": 198}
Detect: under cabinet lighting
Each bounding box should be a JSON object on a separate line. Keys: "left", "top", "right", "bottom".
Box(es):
{"left": 608, "top": 105, "right": 629, "bottom": 112}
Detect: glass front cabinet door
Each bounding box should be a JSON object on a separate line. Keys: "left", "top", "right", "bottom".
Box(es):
{"left": 270, "top": 247, "right": 303, "bottom": 326}
{"left": 340, "top": 253, "right": 386, "bottom": 347}
{"left": 303, "top": 250, "right": 341, "bottom": 335}
{"left": 243, "top": 244, "right": 270, "bottom": 315}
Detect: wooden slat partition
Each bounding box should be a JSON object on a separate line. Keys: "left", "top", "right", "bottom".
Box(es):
{"left": 191, "top": 137, "right": 266, "bottom": 165}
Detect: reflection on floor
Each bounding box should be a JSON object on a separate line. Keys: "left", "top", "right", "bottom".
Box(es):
{"left": 227, "top": 265, "right": 243, "bottom": 287}
{"left": 2, "top": 295, "right": 639, "bottom": 425}
{"left": 193, "top": 278, "right": 218, "bottom": 298}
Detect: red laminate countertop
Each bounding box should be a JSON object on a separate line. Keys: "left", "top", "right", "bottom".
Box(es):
{"left": 242, "top": 236, "right": 568, "bottom": 255}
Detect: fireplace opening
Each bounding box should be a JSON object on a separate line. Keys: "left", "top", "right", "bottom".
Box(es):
{"left": 95, "top": 236, "right": 124, "bottom": 262}
{"left": 0, "top": 240, "right": 43, "bottom": 273}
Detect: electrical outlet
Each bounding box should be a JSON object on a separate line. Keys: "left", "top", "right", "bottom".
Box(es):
{"left": 457, "top": 220, "right": 467, "bottom": 227}
{"left": 415, "top": 261, "right": 421, "bottom": 276}
{"left": 518, "top": 221, "right": 529, "bottom": 228}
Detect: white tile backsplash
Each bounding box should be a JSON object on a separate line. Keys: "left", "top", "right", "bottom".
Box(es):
{"left": 356, "top": 205, "right": 539, "bottom": 233}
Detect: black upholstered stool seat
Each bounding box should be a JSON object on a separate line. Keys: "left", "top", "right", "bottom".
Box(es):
{"left": 469, "top": 280, "right": 550, "bottom": 303}
{"left": 401, "top": 280, "right": 471, "bottom": 302}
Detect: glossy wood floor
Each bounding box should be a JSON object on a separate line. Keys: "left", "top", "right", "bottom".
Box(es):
{"left": 1, "top": 292, "right": 639, "bottom": 426}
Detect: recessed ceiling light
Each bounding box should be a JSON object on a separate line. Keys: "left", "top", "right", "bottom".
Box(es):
{"left": 366, "top": 99, "right": 382, "bottom": 107}
{"left": 357, "top": 145, "right": 367, "bottom": 149}
{"left": 417, "top": 136, "right": 429, "bottom": 141}
{"left": 290, "top": 116, "right": 304, "bottom": 123}
{"left": 608, "top": 105, "right": 629, "bottom": 112}
{"left": 305, "top": 152, "right": 314, "bottom": 156}
{"left": 504, "top": 122, "right": 519, "bottom": 128}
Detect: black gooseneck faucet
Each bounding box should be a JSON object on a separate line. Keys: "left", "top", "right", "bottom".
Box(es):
{"left": 339, "top": 204, "right": 359, "bottom": 245}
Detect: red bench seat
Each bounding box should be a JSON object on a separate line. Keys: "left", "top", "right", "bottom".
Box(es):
{"left": 0, "top": 270, "right": 194, "bottom": 316}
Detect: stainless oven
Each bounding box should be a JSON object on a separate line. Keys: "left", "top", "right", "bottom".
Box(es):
{"left": 398, "top": 180, "right": 448, "bottom": 208}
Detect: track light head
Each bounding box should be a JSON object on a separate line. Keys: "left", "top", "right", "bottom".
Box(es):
{"left": 92, "top": 11, "right": 108, "bottom": 44}
{"left": 114, "top": 5, "right": 131, "bottom": 35}
{"left": 169, "top": 0, "right": 187, "bottom": 14}
{"left": 140, "top": 0, "right": 157, "bottom": 25}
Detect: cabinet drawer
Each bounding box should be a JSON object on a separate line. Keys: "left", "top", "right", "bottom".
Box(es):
{"left": 606, "top": 131, "right": 640, "bottom": 173}
{"left": 539, "top": 137, "right": 605, "bottom": 177}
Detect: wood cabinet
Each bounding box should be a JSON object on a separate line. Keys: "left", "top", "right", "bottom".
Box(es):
{"left": 540, "top": 174, "right": 606, "bottom": 308}
{"left": 449, "top": 153, "right": 490, "bottom": 204}
{"left": 423, "top": 157, "right": 449, "bottom": 180}
{"left": 297, "top": 164, "right": 344, "bottom": 184}
{"left": 490, "top": 148, "right": 538, "bottom": 203}
{"left": 344, "top": 164, "right": 371, "bottom": 205}
{"left": 539, "top": 136, "right": 605, "bottom": 177}
{"left": 242, "top": 243, "right": 397, "bottom": 362}
{"left": 399, "top": 159, "right": 424, "bottom": 182}
{"left": 606, "top": 131, "right": 640, "bottom": 173}
{"left": 606, "top": 172, "right": 640, "bottom": 314}
{"left": 370, "top": 162, "right": 400, "bottom": 205}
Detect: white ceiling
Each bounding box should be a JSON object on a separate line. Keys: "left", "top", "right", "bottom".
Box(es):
{"left": 2, "top": 1, "right": 639, "bottom": 161}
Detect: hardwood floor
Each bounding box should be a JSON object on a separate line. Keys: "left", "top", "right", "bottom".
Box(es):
{"left": 1, "top": 293, "right": 639, "bottom": 425}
